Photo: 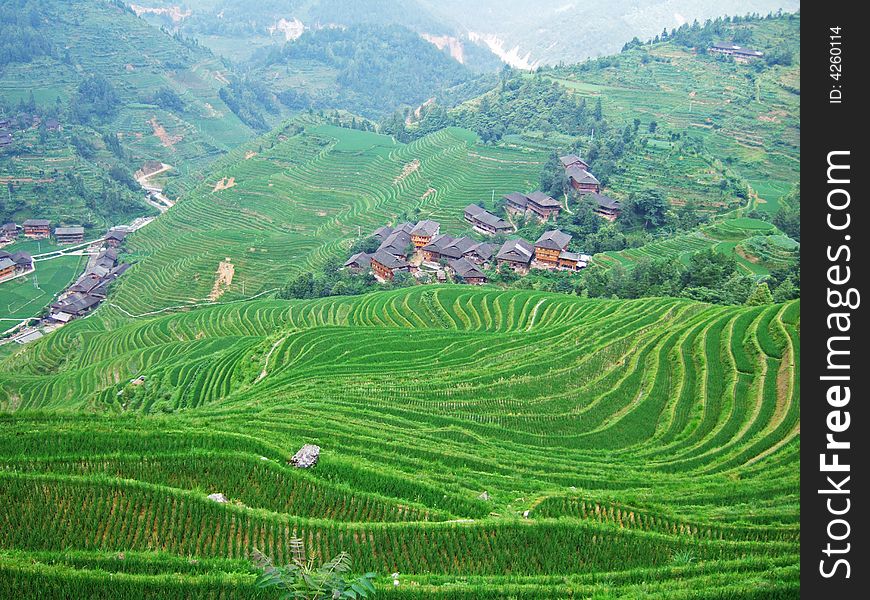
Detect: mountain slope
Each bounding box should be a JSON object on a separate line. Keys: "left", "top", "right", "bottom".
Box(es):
{"left": 0, "top": 0, "right": 261, "bottom": 225}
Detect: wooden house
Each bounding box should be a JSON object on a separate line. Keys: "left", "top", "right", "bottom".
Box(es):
{"left": 55, "top": 226, "right": 85, "bottom": 244}
{"left": 410, "top": 220, "right": 440, "bottom": 248}
{"left": 566, "top": 167, "right": 600, "bottom": 194}
{"left": 23, "top": 219, "right": 51, "bottom": 238}
{"left": 557, "top": 251, "right": 590, "bottom": 271}
{"left": 463, "top": 242, "right": 496, "bottom": 266}
{"left": 0, "top": 257, "right": 14, "bottom": 280}
{"left": 421, "top": 234, "right": 454, "bottom": 262}
{"left": 11, "top": 251, "right": 32, "bottom": 272}
{"left": 439, "top": 236, "right": 477, "bottom": 260}
{"left": 449, "top": 258, "right": 487, "bottom": 285}
{"left": 496, "top": 238, "right": 535, "bottom": 272}
{"left": 560, "top": 154, "right": 589, "bottom": 170}
{"left": 503, "top": 192, "right": 529, "bottom": 215}
{"left": 371, "top": 250, "right": 410, "bottom": 281}
{"left": 585, "top": 192, "right": 622, "bottom": 221}
{"left": 1, "top": 222, "right": 17, "bottom": 241}
{"left": 104, "top": 228, "right": 128, "bottom": 247}
{"left": 710, "top": 42, "right": 764, "bottom": 62}
{"left": 534, "top": 230, "right": 572, "bottom": 265}
{"left": 377, "top": 229, "right": 412, "bottom": 258}
{"left": 526, "top": 191, "right": 562, "bottom": 221}
{"left": 343, "top": 252, "right": 372, "bottom": 271}
{"left": 371, "top": 225, "right": 393, "bottom": 241}
{"left": 464, "top": 204, "right": 512, "bottom": 235}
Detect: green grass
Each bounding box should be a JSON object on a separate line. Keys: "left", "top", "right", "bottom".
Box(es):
{"left": 0, "top": 255, "right": 86, "bottom": 321}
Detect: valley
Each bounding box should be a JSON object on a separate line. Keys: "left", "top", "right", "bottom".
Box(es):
{"left": 0, "top": 3, "right": 801, "bottom": 598}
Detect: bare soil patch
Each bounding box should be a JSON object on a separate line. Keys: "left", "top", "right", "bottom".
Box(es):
{"left": 394, "top": 159, "right": 420, "bottom": 184}
{"left": 209, "top": 259, "right": 234, "bottom": 301}
{"left": 213, "top": 177, "right": 236, "bottom": 192}
{"left": 148, "top": 117, "right": 182, "bottom": 148}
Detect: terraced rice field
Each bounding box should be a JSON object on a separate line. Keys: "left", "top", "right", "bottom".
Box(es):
{"left": 593, "top": 217, "right": 796, "bottom": 278}
{"left": 105, "top": 124, "right": 545, "bottom": 317}
{"left": 544, "top": 16, "right": 800, "bottom": 214}
{"left": 0, "top": 286, "right": 799, "bottom": 596}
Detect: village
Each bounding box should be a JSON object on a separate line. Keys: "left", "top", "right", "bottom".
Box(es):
{"left": 1, "top": 218, "right": 131, "bottom": 343}
{"left": 344, "top": 154, "right": 619, "bottom": 285}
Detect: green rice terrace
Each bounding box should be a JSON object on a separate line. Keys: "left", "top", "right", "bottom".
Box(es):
{"left": 594, "top": 217, "right": 795, "bottom": 278}
{"left": 0, "top": 285, "right": 799, "bottom": 597}
{"left": 542, "top": 15, "right": 800, "bottom": 215}
{"left": 101, "top": 123, "right": 546, "bottom": 317}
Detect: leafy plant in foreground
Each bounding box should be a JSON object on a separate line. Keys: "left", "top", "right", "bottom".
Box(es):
{"left": 252, "top": 539, "right": 377, "bottom": 600}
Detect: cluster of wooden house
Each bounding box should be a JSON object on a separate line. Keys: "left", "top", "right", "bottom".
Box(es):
{"left": 48, "top": 230, "right": 130, "bottom": 323}
{"left": 1, "top": 220, "right": 88, "bottom": 244}
{"left": 345, "top": 215, "right": 591, "bottom": 285}
{"left": 344, "top": 220, "right": 496, "bottom": 285}
{"left": 496, "top": 230, "right": 591, "bottom": 273}
{"left": 558, "top": 155, "right": 623, "bottom": 221}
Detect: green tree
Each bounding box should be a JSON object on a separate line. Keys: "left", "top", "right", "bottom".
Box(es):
{"left": 745, "top": 282, "right": 774, "bottom": 306}
{"left": 252, "top": 540, "right": 377, "bottom": 600}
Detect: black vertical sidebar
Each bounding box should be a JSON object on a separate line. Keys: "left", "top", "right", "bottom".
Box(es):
{"left": 802, "top": 3, "right": 866, "bottom": 596}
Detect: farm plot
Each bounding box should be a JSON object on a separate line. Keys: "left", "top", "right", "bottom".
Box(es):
{"left": 0, "top": 287, "right": 800, "bottom": 597}
{"left": 103, "top": 124, "right": 545, "bottom": 316}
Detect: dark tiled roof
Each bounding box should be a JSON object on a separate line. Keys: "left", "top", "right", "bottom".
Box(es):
{"left": 55, "top": 226, "right": 84, "bottom": 236}
{"left": 473, "top": 210, "right": 510, "bottom": 230}
{"left": 566, "top": 166, "right": 599, "bottom": 185}
{"left": 440, "top": 236, "right": 477, "bottom": 259}
{"left": 464, "top": 242, "right": 495, "bottom": 262}
{"left": 584, "top": 192, "right": 621, "bottom": 210}
{"left": 526, "top": 191, "right": 561, "bottom": 208}
{"left": 422, "top": 234, "right": 455, "bottom": 253}
{"left": 23, "top": 219, "right": 50, "bottom": 227}
{"left": 535, "top": 230, "right": 572, "bottom": 251}
{"left": 344, "top": 252, "right": 372, "bottom": 268}
{"left": 372, "top": 225, "right": 393, "bottom": 240}
{"left": 496, "top": 238, "right": 535, "bottom": 264}
{"left": 559, "top": 154, "right": 588, "bottom": 168}
{"left": 0, "top": 257, "right": 14, "bottom": 270}
{"left": 411, "top": 219, "right": 440, "bottom": 237}
{"left": 105, "top": 228, "right": 128, "bottom": 241}
{"left": 11, "top": 251, "right": 32, "bottom": 266}
{"left": 503, "top": 192, "right": 529, "bottom": 208}
{"left": 449, "top": 257, "right": 486, "bottom": 280}
{"left": 372, "top": 250, "right": 409, "bottom": 270}
{"left": 377, "top": 230, "right": 412, "bottom": 257}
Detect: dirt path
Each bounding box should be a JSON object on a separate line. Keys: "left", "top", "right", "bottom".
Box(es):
{"left": 256, "top": 335, "right": 288, "bottom": 383}
{"left": 208, "top": 259, "right": 234, "bottom": 301}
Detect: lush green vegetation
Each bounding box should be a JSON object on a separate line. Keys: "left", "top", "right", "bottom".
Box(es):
{"left": 0, "top": 9, "right": 800, "bottom": 598}
{"left": 0, "top": 0, "right": 266, "bottom": 226}
{"left": 0, "top": 287, "right": 800, "bottom": 596}
{"left": 263, "top": 25, "right": 477, "bottom": 119}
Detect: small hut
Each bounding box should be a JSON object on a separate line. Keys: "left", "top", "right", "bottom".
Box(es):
{"left": 290, "top": 444, "right": 321, "bottom": 468}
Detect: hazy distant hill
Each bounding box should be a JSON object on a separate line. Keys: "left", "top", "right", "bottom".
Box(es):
{"left": 418, "top": 0, "right": 801, "bottom": 66}
{"left": 131, "top": 0, "right": 799, "bottom": 67}
{"left": 0, "top": 0, "right": 262, "bottom": 226}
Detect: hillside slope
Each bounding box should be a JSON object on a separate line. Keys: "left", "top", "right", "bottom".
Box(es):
{"left": 0, "top": 0, "right": 260, "bottom": 225}
{"left": 0, "top": 287, "right": 799, "bottom": 596}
